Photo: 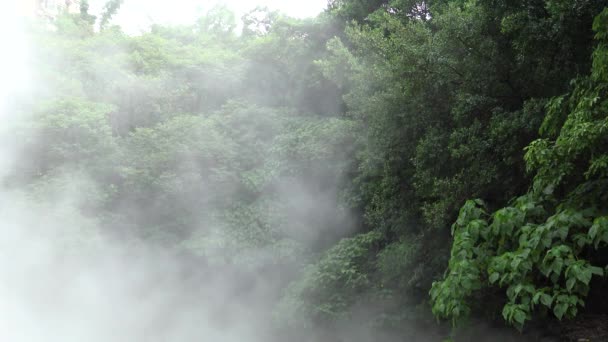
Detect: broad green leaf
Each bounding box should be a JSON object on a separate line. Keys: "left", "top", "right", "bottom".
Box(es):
{"left": 554, "top": 303, "right": 568, "bottom": 320}
{"left": 540, "top": 293, "right": 553, "bottom": 307}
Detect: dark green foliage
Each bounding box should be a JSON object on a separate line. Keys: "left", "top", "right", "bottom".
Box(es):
{"left": 285, "top": 0, "right": 608, "bottom": 336}
{"left": 276, "top": 230, "right": 383, "bottom": 327}
{"left": 431, "top": 7, "right": 608, "bottom": 330}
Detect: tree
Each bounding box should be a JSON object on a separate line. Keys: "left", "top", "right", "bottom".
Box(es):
{"left": 99, "top": 0, "right": 124, "bottom": 30}
{"left": 431, "top": 7, "right": 608, "bottom": 330}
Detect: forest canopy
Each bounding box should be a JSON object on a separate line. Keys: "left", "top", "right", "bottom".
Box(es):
{"left": 6, "top": 0, "right": 608, "bottom": 341}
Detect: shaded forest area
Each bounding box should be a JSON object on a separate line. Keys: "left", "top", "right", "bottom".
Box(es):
{"left": 9, "top": 0, "right": 608, "bottom": 341}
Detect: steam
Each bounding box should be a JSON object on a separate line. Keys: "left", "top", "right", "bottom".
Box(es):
{"left": 0, "top": 3, "right": 344, "bottom": 342}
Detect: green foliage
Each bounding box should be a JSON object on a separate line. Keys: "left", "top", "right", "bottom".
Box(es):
{"left": 16, "top": 1, "right": 608, "bottom": 339}
{"left": 299, "top": 0, "right": 608, "bottom": 336}
{"left": 431, "top": 8, "right": 608, "bottom": 329}
{"left": 99, "top": 0, "right": 124, "bottom": 30}
{"left": 15, "top": 99, "right": 118, "bottom": 180}
{"left": 20, "top": 9, "right": 357, "bottom": 259}
{"left": 275, "top": 230, "right": 383, "bottom": 328}
{"left": 327, "top": 0, "right": 389, "bottom": 22}
{"left": 197, "top": 5, "right": 238, "bottom": 39}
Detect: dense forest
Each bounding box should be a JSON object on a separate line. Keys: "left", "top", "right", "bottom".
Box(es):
{"left": 4, "top": 0, "right": 608, "bottom": 341}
